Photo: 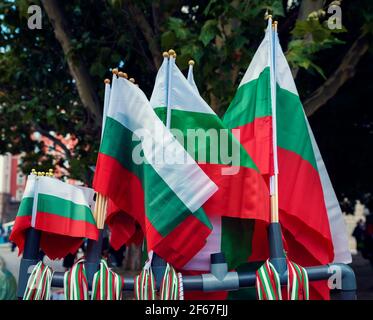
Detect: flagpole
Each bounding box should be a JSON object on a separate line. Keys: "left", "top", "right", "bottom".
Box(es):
{"left": 267, "top": 16, "right": 287, "bottom": 275}
{"left": 269, "top": 16, "right": 279, "bottom": 224}
{"left": 166, "top": 49, "right": 176, "bottom": 129}
{"left": 149, "top": 50, "right": 175, "bottom": 289}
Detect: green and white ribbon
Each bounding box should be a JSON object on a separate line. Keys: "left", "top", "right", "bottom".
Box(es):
{"left": 256, "top": 259, "right": 309, "bottom": 300}
{"left": 91, "top": 259, "right": 123, "bottom": 300}
{"left": 23, "top": 261, "right": 53, "bottom": 300}
{"left": 134, "top": 267, "right": 156, "bottom": 300}
{"left": 64, "top": 258, "right": 89, "bottom": 300}
{"left": 160, "top": 263, "right": 183, "bottom": 300}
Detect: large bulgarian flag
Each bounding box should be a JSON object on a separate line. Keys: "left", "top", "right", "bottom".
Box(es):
{"left": 10, "top": 175, "right": 99, "bottom": 259}
{"left": 223, "top": 23, "right": 351, "bottom": 298}
{"left": 149, "top": 55, "right": 270, "bottom": 286}
{"left": 93, "top": 75, "right": 218, "bottom": 268}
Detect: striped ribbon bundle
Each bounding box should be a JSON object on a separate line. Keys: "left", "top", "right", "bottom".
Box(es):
{"left": 91, "top": 259, "right": 123, "bottom": 300}
{"left": 23, "top": 261, "right": 53, "bottom": 300}
{"left": 160, "top": 263, "right": 184, "bottom": 300}
{"left": 64, "top": 258, "right": 89, "bottom": 300}
{"left": 134, "top": 267, "right": 156, "bottom": 300}
{"left": 256, "top": 259, "right": 309, "bottom": 300}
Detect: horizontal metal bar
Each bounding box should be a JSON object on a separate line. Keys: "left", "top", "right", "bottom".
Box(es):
{"left": 51, "top": 263, "right": 353, "bottom": 292}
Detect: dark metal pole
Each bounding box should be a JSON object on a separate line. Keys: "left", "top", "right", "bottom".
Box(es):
{"left": 84, "top": 230, "right": 103, "bottom": 289}
{"left": 268, "top": 222, "right": 287, "bottom": 275}
{"left": 17, "top": 228, "right": 41, "bottom": 298}
{"left": 151, "top": 253, "right": 167, "bottom": 290}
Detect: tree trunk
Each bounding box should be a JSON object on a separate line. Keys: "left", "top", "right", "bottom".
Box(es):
{"left": 41, "top": 0, "right": 102, "bottom": 126}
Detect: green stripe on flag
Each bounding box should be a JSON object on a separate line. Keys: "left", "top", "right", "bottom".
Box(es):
{"left": 224, "top": 68, "right": 271, "bottom": 128}
{"left": 153, "top": 107, "right": 259, "bottom": 171}
{"left": 37, "top": 194, "right": 96, "bottom": 225}
{"left": 17, "top": 197, "right": 34, "bottom": 217}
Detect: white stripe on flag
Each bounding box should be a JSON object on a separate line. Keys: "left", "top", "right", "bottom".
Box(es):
{"left": 37, "top": 176, "right": 92, "bottom": 208}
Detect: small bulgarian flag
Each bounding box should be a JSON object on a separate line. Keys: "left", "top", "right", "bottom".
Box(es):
{"left": 93, "top": 75, "right": 218, "bottom": 268}
{"left": 223, "top": 21, "right": 351, "bottom": 299}
{"left": 10, "top": 175, "right": 99, "bottom": 259}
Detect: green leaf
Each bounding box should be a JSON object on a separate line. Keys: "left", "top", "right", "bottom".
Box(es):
{"left": 199, "top": 19, "right": 219, "bottom": 46}
{"left": 161, "top": 31, "right": 176, "bottom": 50}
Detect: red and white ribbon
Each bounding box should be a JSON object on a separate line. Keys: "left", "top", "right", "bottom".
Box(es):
{"left": 64, "top": 258, "right": 88, "bottom": 300}
{"left": 256, "top": 259, "right": 309, "bottom": 300}
{"left": 23, "top": 261, "right": 53, "bottom": 300}
{"left": 91, "top": 259, "right": 123, "bottom": 300}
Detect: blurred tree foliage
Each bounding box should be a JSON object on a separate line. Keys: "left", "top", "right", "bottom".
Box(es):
{"left": 0, "top": 0, "right": 372, "bottom": 195}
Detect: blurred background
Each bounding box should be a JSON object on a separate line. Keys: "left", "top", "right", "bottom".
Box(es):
{"left": 0, "top": 0, "right": 372, "bottom": 299}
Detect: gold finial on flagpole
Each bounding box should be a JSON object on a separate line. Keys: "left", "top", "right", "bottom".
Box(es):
{"left": 48, "top": 169, "right": 54, "bottom": 177}
{"left": 188, "top": 60, "right": 195, "bottom": 66}
{"left": 31, "top": 168, "right": 37, "bottom": 175}
{"left": 104, "top": 79, "right": 110, "bottom": 84}
{"left": 129, "top": 78, "right": 135, "bottom": 83}
{"left": 37, "top": 171, "right": 42, "bottom": 176}
{"left": 266, "top": 14, "right": 272, "bottom": 20}
{"left": 163, "top": 51, "right": 169, "bottom": 58}
{"left": 117, "top": 71, "right": 128, "bottom": 79}
{"left": 168, "top": 49, "right": 176, "bottom": 57}
{"left": 112, "top": 68, "right": 119, "bottom": 76}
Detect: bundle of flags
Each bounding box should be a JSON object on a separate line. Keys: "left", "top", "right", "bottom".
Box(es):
{"left": 10, "top": 172, "right": 98, "bottom": 259}
{"left": 11, "top": 16, "right": 351, "bottom": 301}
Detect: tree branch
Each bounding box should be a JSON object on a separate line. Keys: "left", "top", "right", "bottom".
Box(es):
{"left": 33, "top": 124, "right": 72, "bottom": 160}
{"left": 125, "top": 0, "right": 162, "bottom": 68}
{"left": 41, "top": 0, "right": 102, "bottom": 126}
{"left": 304, "top": 34, "right": 369, "bottom": 116}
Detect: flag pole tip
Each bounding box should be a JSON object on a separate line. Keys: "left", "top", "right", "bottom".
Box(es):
{"left": 266, "top": 14, "right": 272, "bottom": 20}
{"left": 129, "top": 78, "right": 135, "bottom": 83}
{"left": 162, "top": 51, "right": 169, "bottom": 58}
{"left": 118, "top": 71, "right": 128, "bottom": 79}
{"left": 104, "top": 78, "right": 110, "bottom": 84}
{"left": 168, "top": 49, "right": 176, "bottom": 56}
{"left": 188, "top": 60, "right": 195, "bottom": 66}
{"left": 112, "top": 68, "right": 119, "bottom": 75}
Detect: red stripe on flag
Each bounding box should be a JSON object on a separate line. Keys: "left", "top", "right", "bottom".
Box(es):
{"left": 93, "top": 153, "right": 145, "bottom": 226}
{"left": 9, "top": 215, "right": 31, "bottom": 255}
{"left": 35, "top": 211, "right": 98, "bottom": 240}
{"left": 232, "top": 116, "right": 273, "bottom": 176}
{"left": 200, "top": 163, "right": 270, "bottom": 222}
{"left": 145, "top": 215, "right": 211, "bottom": 269}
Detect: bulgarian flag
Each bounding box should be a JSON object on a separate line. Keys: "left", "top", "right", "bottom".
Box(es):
{"left": 149, "top": 55, "right": 270, "bottom": 282}
{"left": 223, "top": 22, "right": 351, "bottom": 298}
{"left": 10, "top": 175, "right": 99, "bottom": 259}
{"left": 93, "top": 75, "right": 218, "bottom": 268}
